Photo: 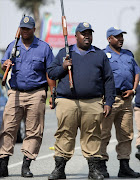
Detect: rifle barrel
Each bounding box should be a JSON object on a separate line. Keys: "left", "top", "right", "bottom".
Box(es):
{"left": 60, "top": 0, "right": 73, "bottom": 89}
{"left": 60, "top": 0, "right": 65, "bottom": 16}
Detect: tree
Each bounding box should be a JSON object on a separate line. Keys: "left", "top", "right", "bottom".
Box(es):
{"left": 135, "top": 18, "right": 140, "bottom": 66}
{"left": 12, "top": 0, "right": 54, "bottom": 38}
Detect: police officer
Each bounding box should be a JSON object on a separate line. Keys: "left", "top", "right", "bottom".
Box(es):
{"left": 134, "top": 80, "right": 140, "bottom": 160}
{"left": 0, "top": 16, "right": 55, "bottom": 178}
{"left": 47, "top": 22, "right": 115, "bottom": 180}
{"left": 100, "top": 27, "right": 140, "bottom": 178}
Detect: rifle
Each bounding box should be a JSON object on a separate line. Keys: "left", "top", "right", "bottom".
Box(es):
{"left": 52, "top": 87, "right": 56, "bottom": 109}
{"left": 2, "top": 27, "right": 20, "bottom": 86}
{"left": 60, "top": 0, "right": 73, "bottom": 89}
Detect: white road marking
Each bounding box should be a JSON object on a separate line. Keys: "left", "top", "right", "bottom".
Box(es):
{"left": 8, "top": 134, "right": 137, "bottom": 169}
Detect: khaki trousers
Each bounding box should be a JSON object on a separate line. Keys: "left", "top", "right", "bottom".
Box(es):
{"left": 0, "top": 88, "right": 46, "bottom": 159}
{"left": 54, "top": 98, "right": 103, "bottom": 159}
{"left": 101, "top": 95, "right": 133, "bottom": 160}
{"left": 134, "top": 107, "right": 140, "bottom": 147}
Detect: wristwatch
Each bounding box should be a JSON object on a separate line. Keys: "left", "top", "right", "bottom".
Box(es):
{"left": 132, "top": 89, "right": 136, "bottom": 94}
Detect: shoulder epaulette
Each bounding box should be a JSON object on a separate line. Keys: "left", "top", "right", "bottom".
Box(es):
{"left": 5, "top": 40, "right": 15, "bottom": 51}
{"left": 93, "top": 46, "right": 101, "bottom": 51}
{"left": 124, "top": 49, "right": 134, "bottom": 58}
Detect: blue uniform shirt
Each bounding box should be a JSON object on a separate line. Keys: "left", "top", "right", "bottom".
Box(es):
{"left": 1, "top": 36, "right": 54, "bottom": 91}
{"left": 135, "top": 82, "right": 140, "bottom": 108}
{"left": 104, "top": 45, "right": 139, "bottom": 91}
{"left": 47, "top": 44, "right": 116, "bottom": 107}
{"left": 72, "top": 44, "right": 95, "bottom": 55}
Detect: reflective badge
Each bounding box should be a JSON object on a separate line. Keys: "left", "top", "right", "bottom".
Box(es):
{"left": 106, "top": 53, "right": 111, "bottom": 59}
{"left": 63, "top": 57, "right": 66, "bottom": 62}
{"left": 24, "top": 17, "right": 29, "bottom": 23}
{"left": 16, "top": 50, "right": 20, "bottom": 57}
{"left": 83, "top": 22, "right": 89, "bottom": 27}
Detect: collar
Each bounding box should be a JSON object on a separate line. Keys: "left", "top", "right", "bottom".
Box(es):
{"left": 106, "top": 45, "right": 124, "bottom": 54}
{"left": 17, "top": 36, "right": 39, "bottom": 46}
{"left": 71, "top": 44, "right": 95, "bottom": 54}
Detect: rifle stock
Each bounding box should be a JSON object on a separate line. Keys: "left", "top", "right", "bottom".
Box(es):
{"left": 2, "top": 27, "right": 20, "bottom": 86}
{"left": 60, "top": 0, "right": 73, "bottom": 89}
{"left": 2, "top": 62, "right": 11, "bottom": 86}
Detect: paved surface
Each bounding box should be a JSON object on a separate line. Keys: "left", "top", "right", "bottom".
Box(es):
{"left": 2, "top": 107, "right": 140, "bottom": 180}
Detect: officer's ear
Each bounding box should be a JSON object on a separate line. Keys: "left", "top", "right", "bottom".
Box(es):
{"left": 75, "top": 33, "right": 78, "bottom": 40}
{"left": 108, "top": 37, "right": 111, "bottom": 43}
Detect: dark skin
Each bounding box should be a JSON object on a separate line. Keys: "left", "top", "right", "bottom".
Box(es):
{"left": 1, "top": 27, "right": 56, "bottom": 108}
{"left": 62, "top": 29, "right": 111, "bottom": 117}
{"left": 76, "top": 29, "right": 93, "bottom": 50}
{"left": 20, "top": 27, "right": 35, "bottom": 49}
{"left": 108, "top": 33, "right": 139, "bottom": 99}
{"left": 63, "top": 30, "right": 92, "bottom": 70}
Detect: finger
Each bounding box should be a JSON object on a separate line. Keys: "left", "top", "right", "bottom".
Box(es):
{"left": 104, "top": 113, "right": 107, "bottom": 118}
{"left": 123, "top": 94, "right": 128, "bottom": 98}
{"left": 49, "top": 104, "right": 53, "bottom": 109}
{"left": 104, "top": 112, "right": 109, "bottom": 117}
{"left": 65, "top": 55, "right": 69, "bottom": 60}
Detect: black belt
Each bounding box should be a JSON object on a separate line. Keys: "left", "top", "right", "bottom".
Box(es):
{"left": 116, "top": 88, "right": 126, "bottom": 95}
{"left": 12, "top": 84, "right": 46, "bottom": 92}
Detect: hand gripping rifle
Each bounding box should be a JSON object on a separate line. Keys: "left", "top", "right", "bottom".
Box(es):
{"left": 2, "top": 27, "right": 20, "bottom": 86}
{"left": 60, "top": 0, "right": 73, "bottom": 89}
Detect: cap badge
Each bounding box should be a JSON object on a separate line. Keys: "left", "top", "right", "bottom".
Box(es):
{"left": 114, "top": 27, "right": 120, "bottom": 30}
{"left": 83, "top": 22, "right": 89, "bottom": 27}
{"left": 24, "top": 17, "right": 29, "bottom": 23}
{"left": 106, "top": 53, "right": 111, "bottom": 59}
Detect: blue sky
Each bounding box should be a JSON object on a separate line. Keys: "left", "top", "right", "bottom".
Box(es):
{"left": 0, "top": 0, "right": 140, "bottom": 55}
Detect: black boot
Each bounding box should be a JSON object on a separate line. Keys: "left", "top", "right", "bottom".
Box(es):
{"left": 21, "top": 156, "right": 33, "bottom": 177}
{"left": 0, "top": 156, "right": 9, "bottom": 177}
{"left": 88, "top": 157, "right": 104, "bottom": 180}
{"left": 48, "top": 156, "right": 67, "bottom": 180}
{"left": 135, "top": 145, "right": 140, "bottom": 160}
{"left": 99, "top": 160, "right": 109, "bottom": 178}
{"left": 118, "top": 159, "right": 140, "bottom": 178}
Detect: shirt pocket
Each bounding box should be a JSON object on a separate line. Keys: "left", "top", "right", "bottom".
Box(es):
{"left": 32, "top": 57, "right": 45, "bottom": 70}
{"left": 12, "top": 57, "right": 21, "bottom": 72}
{"left": 126, "top": 58, "right": 133, "bottom": 72}
{"left": 109, "top": 58, "right": 119, "bottom": 71}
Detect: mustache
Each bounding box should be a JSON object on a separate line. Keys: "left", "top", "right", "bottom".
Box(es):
{"left": 84, "top": 38, "right": 90, "bottom": 41}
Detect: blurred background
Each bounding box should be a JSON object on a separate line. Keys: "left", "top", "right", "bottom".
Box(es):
{"left": 0, "top": 0, "right": 140, "bottom": 72}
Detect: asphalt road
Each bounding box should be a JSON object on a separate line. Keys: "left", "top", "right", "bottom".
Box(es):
{"left": 4, "top": 107, "right": 140, "bottom": 180}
